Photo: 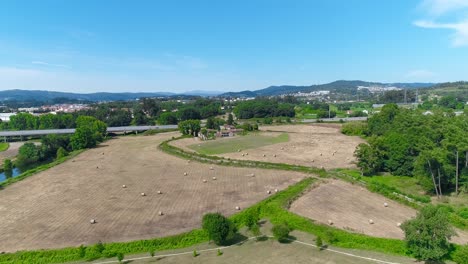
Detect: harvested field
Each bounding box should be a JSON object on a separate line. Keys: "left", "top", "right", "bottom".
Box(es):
{"left": 290, "top": 179, "right": 468, "bottom": 244}
{"left": 0, "top": 132, "right": 307, "bottom": 252}
{"left": 172, "top": 124, "right": 365, "bottom": 169}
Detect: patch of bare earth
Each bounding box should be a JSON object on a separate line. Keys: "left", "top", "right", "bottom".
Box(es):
{"left": 173, "top": 124, "right": 365, "bottom": 169}
{"left": 0, "top": 132, "right": 307, "bottom": 252}
{"left": 290, "top": 179, "right": 467, "bottom": 244}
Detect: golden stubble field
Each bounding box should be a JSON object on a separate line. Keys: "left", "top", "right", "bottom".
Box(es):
{"left": 172, "top": 124, "right": 365, "bottom": 169}
{"left": 0, "top": 132, "right": 307, "bottom": 252}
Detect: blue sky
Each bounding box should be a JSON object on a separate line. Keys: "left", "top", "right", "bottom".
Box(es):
{"left": 1, "top": 0, "right": 468, "bottom": 93}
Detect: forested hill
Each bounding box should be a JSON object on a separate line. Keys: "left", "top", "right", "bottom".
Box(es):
{"left": 0, "top": 90, "right": 176, "bottom": 102}
{"left": 221, "top": 80, "right": 436, "bottom": 97}
{"left": 0, "top": 89, "right": 225, "bottom": 102}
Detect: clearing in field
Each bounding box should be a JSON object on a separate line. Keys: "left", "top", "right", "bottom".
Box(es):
{"left": 289, "top": 179, "right": 468, "bottom": 244}
{"left": 0, "top": 132, "right": 307, "bottom": 253}
{"left": 173, "top": 124, "right": 365, "bottom": 169}
{"left": 188, "top": 133, "right": 289, "bottom": 155}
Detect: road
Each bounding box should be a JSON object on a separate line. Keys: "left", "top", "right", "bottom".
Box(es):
{"left": 0, "top": 125, "right": 178, "bottom": 137}
{"left": 302, "top": 117, "right": 367, "bottom": 123}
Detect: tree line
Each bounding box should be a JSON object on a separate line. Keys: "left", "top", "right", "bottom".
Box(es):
{"left": 354, "top": 104, "right": 468, "bottom": 195}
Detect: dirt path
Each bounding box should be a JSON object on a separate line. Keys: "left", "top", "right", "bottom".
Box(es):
{"left": 0, "top": 132, "right": 307, "bottom": 253}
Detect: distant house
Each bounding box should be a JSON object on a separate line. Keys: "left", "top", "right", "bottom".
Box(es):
{"left": 216, "top": 125, "right": 243, "bottom": 137}
{"left": 0, "top": 113, "right": 15, "bottom": 122}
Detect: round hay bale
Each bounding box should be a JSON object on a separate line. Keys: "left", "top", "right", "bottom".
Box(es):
{"left": 369, "top": 219, "right": 374, "bottom": 224}
{"left": 245, "top": 153, "right": 248, "bottom": 156}
{"left": 311, "top": 159, "right": 315, "bottom": 162}
{"left": 158, "top": 211, "right": 164, "bottom": 216}
{"left": 157, "top": 190, "right": 162, "bottom": 194}
{"left": 209, "top": 166, "right": 214, "bottom": 170}
{"left": 141, "top": 192, "right": 146, "bottom": 196}
{"left": 384, "top": 202, "right": 388, "bottom": 207}
{"left": 96, "top": 166, "right": 99, "bottom": 169}
{"left": 72, "top": 160, "right": 75, "bottom": 162}
{"left": 212, "top": 177, "right": 217, "bottom": 180}
{"left": 274, "top": 188, "right": 279, "bottom": 193}
{"left": 203, "top": 179, "right": 207, "bottom": 183}
{"left": 273, "top": 154, "right": 277, "bottom": 157}
{"left": 242, "top": 154, "right": 245, "bottom": 157}
{"left": 328, "top": 219, "right": 333, "bottom": 225}
{"left": 332, "top": 153, "right": 335, "bottom": 156}
{"left": 90, "top": 219, "right": 96, "bottom": 224}
{"left": 122, "top": 185, "right": 127, "bottom": 188}
{"left": 250, "top": 173, "right": 255, "bottom": 177}
{"left": 397, "top": 222, "right": 401, "bottom": 227}
{"left": 320, "top": 153, "right": 322, "bottom": 156}
{"left": 238, "top": 149, "right": 241, "bottom": 152}
{"left": 263, "top": 154, "right": 266, "bottom": 157}
{"left": 102, "top": 152, "right": 105, "bottom": 155}
{"left": 235, "top": 206, "right": 240, "bottom": 210}
{"left": 281, "top": 147, "right": 284, "bottom": 150}
{"left": 267, "top": 190, "right": 271, "bottom": 194}
{"left": 184, "top": 172, "right": 188, "bottom": 176}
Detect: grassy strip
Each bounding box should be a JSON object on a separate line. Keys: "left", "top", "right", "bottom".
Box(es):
{"left": 188, "top": 133, "right": 289, "bottom": 155}
{"left": 159, "top": 136, "right": 327, "bottom": 177}
{"left": 0, "top": 150, "right": 85, "bottom": 189}
{"left": 0, "top": 142, "right": 9, "bottom": 152}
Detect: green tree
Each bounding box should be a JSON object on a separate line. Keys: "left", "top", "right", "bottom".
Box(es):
{"left": 3, "top": 159, "right": 12, "bottom": 172}
{"left": 202, "top": 213, "right": 237, "bottom": 245}
{"left": 272, "top": 223, "right": 291, "bottom": 243}
{"left": 16, "top": 142, "right": 42, "bottom": 167}
{"left": 401, "top": 205, "right": 455, "bottom": 261}
{"left": 178, "top": 107, "right": 202, "bottom": 121}
{"left": 178, "top": 120, "right": 201, "bottom": 136}
{"left": 158, "top": 112, "right": 178, "bottom": 125}
{"left": 206, "top": 117, "right": 216, "bottom": 130}
{"left": 227, "top": 113, "right": 234, "bottom": 125}
{"left": 71, "top": 116, "right": 107, "bottom": 150}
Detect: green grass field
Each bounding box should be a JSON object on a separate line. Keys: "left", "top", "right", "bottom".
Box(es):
{"left": 189, "top": 133, "right": 289, "bottom": 155}
{"left": 0, "top": 142, "right": 9, "bottom": 152}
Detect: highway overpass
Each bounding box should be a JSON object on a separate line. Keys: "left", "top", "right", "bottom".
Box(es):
{"left": 0, "top": 125, "right": 178, "bottom": 138}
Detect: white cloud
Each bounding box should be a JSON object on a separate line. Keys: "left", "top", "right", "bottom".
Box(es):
{"left": 414, "top": 20, "right": 468, "bottom": 46}
{"left": 31, "top": 61, "right": 70, "bottom": 68}
{"left": 415, "top": 0, "right": 468, "bottom": 46}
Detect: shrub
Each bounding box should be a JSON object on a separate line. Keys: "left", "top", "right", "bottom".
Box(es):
{"left": 272, "top": 223, "right": 291, "bottom": 242}
{"left": 202, "top": 213, "right": 237, "bottom": 245}
{"left": 316, "top": 236, "right": 323, "bottom": 249}
{"left": 217, "top": 249, "right": 223, "bottom": 256}
{"left": 193, "top": 250, "right": 198, "bottom": 257}
{"left": 245, "top": 208, "right": 260, "bottom": 230}
{"left": 78, "top": 245, "right": 86, "bottom": 258}
{"left": 116, "top": 252, "right": 124, "bottom": 263}
{"left": 453, "top": 244, "right": 468, "bottom": 264}
{"left": 149, "top": 249, "right": 155, "bottom": 257}
{"left": 56, "top": 147, "right": 68, "bottom": 159}
{"left": 3, "top": 159, "right": 12, "bottom": 171}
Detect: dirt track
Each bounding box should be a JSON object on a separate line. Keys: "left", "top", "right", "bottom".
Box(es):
{"left": 0, "top": 132, "right": 307, "bottom": 252}
{"left": 290, "top": 179, "right": 468, "bottom": 244}
{"left": 173, "top": 124, "right": 365, "bottom": 169}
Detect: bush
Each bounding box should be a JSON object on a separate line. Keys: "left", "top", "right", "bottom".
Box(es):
{"left": 116, "top": 252, "right": 124, "bottom": 263}
{"left": 341, "top": 122, "right": 368, "bottom": 136}
{"left": 3, "top": 159, "right": 12, "bottom": 171}
{"left": 202, "top": 213, "right": 237, "bottom": 245}
{"left": 244, "top": 208, "right": 260, "bottom": 230}
{"left": 316, "top": 236, "right": 323, "bottom": 249}
{"left": 453, "top": 244, "right": 468, "bottom": 264}
{"left": 56, "top": 147, "right": 68, "bottom": 159}
{"left": 272, "top": 223, "right": 291, "bottom": 242}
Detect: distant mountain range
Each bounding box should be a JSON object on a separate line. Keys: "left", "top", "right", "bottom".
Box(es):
{"left": 0, "top": 89, "right": 223, "bottom": 102}
{"left": 220, "top": 80, "right": 436, "bottom": 97}
{"left": 0, "top": 81, "right": 437, "bottom": 102}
